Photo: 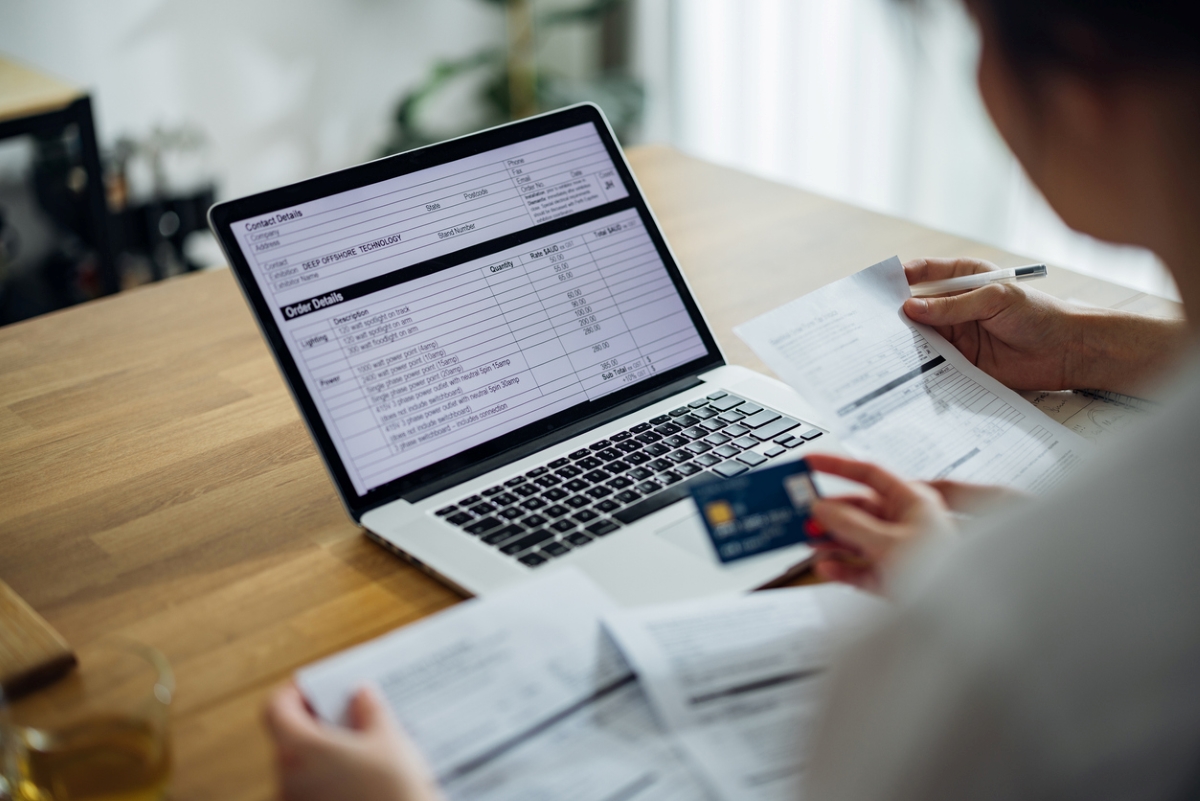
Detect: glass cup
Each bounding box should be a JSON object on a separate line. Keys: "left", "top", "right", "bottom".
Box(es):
{"left": 0, "top": 638, "right": 173, "bottom": 801}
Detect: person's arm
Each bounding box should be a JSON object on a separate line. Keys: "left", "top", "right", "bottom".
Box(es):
{"left": 902, "top": 258, "right": 1187, "bottom": 395}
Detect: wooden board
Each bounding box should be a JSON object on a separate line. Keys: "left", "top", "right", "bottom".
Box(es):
{"left": 0, "top": 579, "right": 75, "bottom": 699}
{"left": 0, "top": 57, "right": 81, "bottom": 123}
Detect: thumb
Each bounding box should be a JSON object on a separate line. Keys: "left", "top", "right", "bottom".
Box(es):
{"left": 345, "top": 685, "right": 393, "bottom": 734}
{"left": 810, "top": 499, "right": 898, "bottom": 560}
{"left": 903, "top": 283, "right": 1009, "bottom": 327}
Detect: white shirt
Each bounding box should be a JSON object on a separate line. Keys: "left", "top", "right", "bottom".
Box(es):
{"left": 806, "top": 351, "right": 1200, "bottom": 800}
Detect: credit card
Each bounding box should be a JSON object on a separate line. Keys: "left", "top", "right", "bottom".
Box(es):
{"left": 690, "top": 459, "right": 820, "bottom": 564}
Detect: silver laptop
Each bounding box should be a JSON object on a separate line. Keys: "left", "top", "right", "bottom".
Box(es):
{"left": 209, "top": 103, "right": 843, "bottom": 605}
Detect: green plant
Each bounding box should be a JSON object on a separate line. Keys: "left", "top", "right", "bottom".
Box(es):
{"left": 378, "top": 0, "right": 643, "bottom": 155}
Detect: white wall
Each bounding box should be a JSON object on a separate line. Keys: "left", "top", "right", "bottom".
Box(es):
{"left": 1, "top": 0, "right": 505, "bottom": 200}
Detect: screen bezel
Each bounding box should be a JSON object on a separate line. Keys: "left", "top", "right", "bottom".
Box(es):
{"left": 209, "top": 103, "right": 725, "bottom": 521}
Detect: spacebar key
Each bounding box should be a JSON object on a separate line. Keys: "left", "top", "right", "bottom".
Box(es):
{"left": 613, "top": 473, "right": 718, "bottom": 525}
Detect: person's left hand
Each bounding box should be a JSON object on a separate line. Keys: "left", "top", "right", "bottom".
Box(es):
{"left": 263, "top": 683, "right": 445, "bottom": 801}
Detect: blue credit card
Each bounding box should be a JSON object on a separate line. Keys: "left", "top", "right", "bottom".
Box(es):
{"left": 690, "top": 459, "right": 820, "bottom": 564}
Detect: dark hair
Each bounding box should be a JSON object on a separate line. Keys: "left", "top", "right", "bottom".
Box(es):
{"left": 967, "top": 0, "right": 1200, "bottom": 78}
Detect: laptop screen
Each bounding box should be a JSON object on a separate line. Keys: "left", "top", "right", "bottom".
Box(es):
{"left": 222, "top": 113, "right": 713, "bottom": 500}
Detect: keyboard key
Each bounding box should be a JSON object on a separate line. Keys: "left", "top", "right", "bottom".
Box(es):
{"left": 627, "top": 452, "right": 651, "bottom": 465}
{"left": 677, "top": 462, "right": 704, "bottom": 476}
{"left": 630, "top": 422, "right": 652, "bottom": 434}
{"left": 585, "top": 486, "right": 612, "bottom": 499}
{"left": 717, "top": 411, "right": 745, "bottom": 424}
{"left": 615, "top": 490, "right": 641, "bottom": 504}
{"left": 526, "top": 467, "right": 548, "bottom": 478}
{"left": 627, "top": 467, "right": 652, "bottom": 481}
{"left": 595, "top": 499, "right": 621, "bottom": 513}
{"left": 713, "top": 460, "right": 750, "bottom": 478}
{"left": 435, "top": 506, "right": 457, "bottom": 516}
{"left": 780, "top": 436, "right": 804, "bottom": 449}
{"left": 650, "top": 415, "right": 671, "bottom": 425}
{"left": 447, "top": 512, "right": 473, "bottom": 526}
{"left": 519, "top": 553, "right": 548, "bottom": 567}
{"left": 713, "top": 445, "right": 741, "bottom": 459}
{"left": 669, "top": 407, "right": 691, "bottom": 417}
{"left": 740, "top": 409, "right": 782, "bottom": 429}
{"left": 499, "top": 507, "right": 524, "bottom": 520}
{"left": 469, "top": 502, "right": 497, "bottom": 516}
{"left": 737, "top": 450, "right": 768, "bottom": 467}
{"left": 664, "top": 435, "right": 689, "bottom": 449}
{"left": 635, "top": 431, "right": 662, "bottom": 445}
{"left": 549, "top": 458, "right": 571, "bottom": 469}
{"left": 704, "top": 432, "right": 731, "bottom": 446}
{"left": 695, "top": 453, "right": 721, "bottom": 467}
{"left": 586, "top": 520, "right": 622, "bottom": 537}
{"left": 544, "top": 504, "right": 570, "bottom": 519}
{"left": 565, "top": 479, "right": 589, "bottom": 493}
{"left": 544, "top": 487, "right": 569, "bottom": 501}
{"left": 752, "top": 417, "right": 800, "bottom": 441}
{"left": 570, "top": 449, "right": 591, "bottom": 460}
{"left": 648, "top": 458, "right": 673, "bottom": 472}
{"left": 733, "top": 436, "right": 759, "bottom": 449}
{"left": 522, "top": 514, "right": 549, "bottom": 528}
{"left": 635, "top": 480, "right": 663, "bottom": 494}
{"left": 611, "top": 431, "right": 633, "bottom": 442}
{"left": 608, "top": 476, "right": 634, "bottom": 490}
{"left": 514, "top": 483, "right": 540, "bottom": 497}
{"left": 644, "top": 443, "right": 670, "bottom": 457}
{"left": 607, "top": 460, "right": 631, "bottom": 473}
{"left": 465, "top": 517, "right": 502, "bottom": 535}
{"left": 800, "top": 428, "right": 825, "bottom": 441}
{"left": 723, "top": 424, "right": 750, "bottom": 438}
{"left": 565, "top": 532, "right": 593, "bottom": 547}
{"left": 555, "top": 465, "right": 582, "bottom": 479}
{"left": 737, "top": 403, "right": 763, "bottom": 416}
{"left": 689, "top": 398, "right": 710, "bottom": 408}
{"left": 504, "top": 476, "right": 527, "bottom": 487}
{"left": 590, "top": 439, "right": 613, "bottom": 451}
{"left": 551, "top": 519, "right": 578, "bottom": 532}
{"left": 520, "top": 497, "right": 547, "bottom": 510}
{"left": 583, "top": 470, "right": 611, "bottom": 483}
{"left": 615, "top": 440, "right": 641, "bottom": 454}
{"left": 682, "top": 426, "right": 708, "bottom": 440}
{"left": 764, "top": 444, "right": 786, "bottom": 457}
{"left": 482, "top": 486, "right": 504, "bottom": 497}
{"left": 534, "top": 475, "right": 560, "bottom": 488}
{"left": 597, "top": 448, "right": 623, "bottom": 462}
{"left": 459, "top": 494, "right": 482, "bottom": 505}
{"left": 660, "top": 471, "right": 683, "bottom": 485}
{"left": 481, "top": 524, "right": 525, "bottom": 545}
{"left": 709, "top": 395, "right": 745, "bottom": 411}
{"left": 706, "top": 390, "right": 728, "bottom": 400}
{"left": 686, "top": 440, "right": 713, "bottom": 454}
{"left": 676, "top": 414, "right": 701, "bottom": 428}
{"left": 667, "top": 450, "right": 692, "bottom": 464}
{"left": 542, "top": 541, "right": 571, "bottom": 558}
{"left": 654, "top": 422, "right": 683, "bottom": 435}
{"left": 692, "top": 406, "right": 718, "bottom": 420}
{"left": 573, "top": 508, "right": 600, "bottom": 523}
{"left": 699, "top": 418, "right": 726, "bottom": 431}
{"left": 565, "top": 495, "right": 591, "bottom": 509}
{"left": 577, "top": 457, "right": 603, "bottom": 470}
{"left": 494, "top": 492, "right": 518, "bottom": 506}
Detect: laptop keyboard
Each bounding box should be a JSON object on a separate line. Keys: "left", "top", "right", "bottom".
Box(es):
{"left": 432, "top": 390, "right": 824, "bottom": 568}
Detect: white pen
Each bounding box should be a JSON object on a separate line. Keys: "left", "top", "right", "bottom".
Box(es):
{"left": 909, "top": 264, "right": 1048, "bottom": 297}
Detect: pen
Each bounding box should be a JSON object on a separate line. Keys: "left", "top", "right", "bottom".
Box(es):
{"left": 909, "top": 264, "right": 1048, "bottom": 297}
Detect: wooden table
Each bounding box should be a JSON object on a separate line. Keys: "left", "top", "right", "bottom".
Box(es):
{"left": 0, "top": 147, "right": 1181, "bottom": 800}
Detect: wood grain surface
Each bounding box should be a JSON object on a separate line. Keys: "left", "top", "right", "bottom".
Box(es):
{"left": 0, "top": 146, "right": 1180, "bottom": 800}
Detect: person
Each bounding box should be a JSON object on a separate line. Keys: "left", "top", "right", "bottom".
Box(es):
{"left": 263, "top": 0, "right": 1200, "bottom": 797}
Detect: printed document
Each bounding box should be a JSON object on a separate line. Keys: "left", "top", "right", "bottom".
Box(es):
{"left": 734, "top": 257, "right": 1093, "bottom": 493}
{"left": 297, "top": 569, "right": 712, "bottom": 801}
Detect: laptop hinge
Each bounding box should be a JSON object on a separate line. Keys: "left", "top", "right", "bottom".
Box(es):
{"left": 400, "top": 375, "right": 706, "bottom": 504}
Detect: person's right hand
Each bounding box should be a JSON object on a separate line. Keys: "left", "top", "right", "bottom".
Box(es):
{"left": 901, "top": 257, "right": 1086, "bottom": 391}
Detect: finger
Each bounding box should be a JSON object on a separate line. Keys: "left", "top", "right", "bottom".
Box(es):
{"left": 903, "top": 257, "right": 996, "bottom": 285}
{"left": 902, "top": 282, "right": 1012, "bottom": 326}
{"left": 928, "top": 480, "right": 1027, "bottom": 513}
{"left": 264, "top": 683, "right": 323, "bottom": 745}
{"left": 826, "top": 493, "right": 885, "bottom": 520}
{"left": 804, "top": 454, "right": 915, "bottom": 502}
{"left": 346, "top": 684, "right": 394, "bottom": 734}
{"left": 810, "top": 498, "right": 901, "bottom": 558}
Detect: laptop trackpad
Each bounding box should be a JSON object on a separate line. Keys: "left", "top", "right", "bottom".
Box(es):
{"left": 654, "top": 512, "right": 717, "bottom": 562}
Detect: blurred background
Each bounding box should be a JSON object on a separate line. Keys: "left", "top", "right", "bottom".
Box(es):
{"left": 0, "top": 0, "right": 1177, "bottom": 326}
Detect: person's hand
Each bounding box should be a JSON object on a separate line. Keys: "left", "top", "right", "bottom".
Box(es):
{"left": 263, "top": 683, "right": 445, "bottom": 801}
{"left": 901, "top": 257, "right": 1087, "bottom": 391}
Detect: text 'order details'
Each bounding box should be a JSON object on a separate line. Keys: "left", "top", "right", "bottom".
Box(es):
{"left": 232, "top": 125, "right": 709, "bottom": 495}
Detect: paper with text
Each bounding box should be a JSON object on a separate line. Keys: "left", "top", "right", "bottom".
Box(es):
{"left": 297, "top": 569, "right": 712, "bottom": 801}
{"left": 604, "top": 589, "right": 831, "bottom": 801}
{"left": 734, "top": 257, "right": 1092, "bottom": 492}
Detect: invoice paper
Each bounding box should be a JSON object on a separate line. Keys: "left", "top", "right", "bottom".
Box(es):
{"left": 296, "top": 568, "right": 712, "bottom": 801}
{"left": 734, "top": 257, "right": 1093, "bottom": 492}
{"left": 604, "top": 587, "right": 870, "bottom": 801}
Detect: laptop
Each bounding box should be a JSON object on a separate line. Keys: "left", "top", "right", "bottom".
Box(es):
{"left": 208, "top": 103, "right": 843, "bottom": 605}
